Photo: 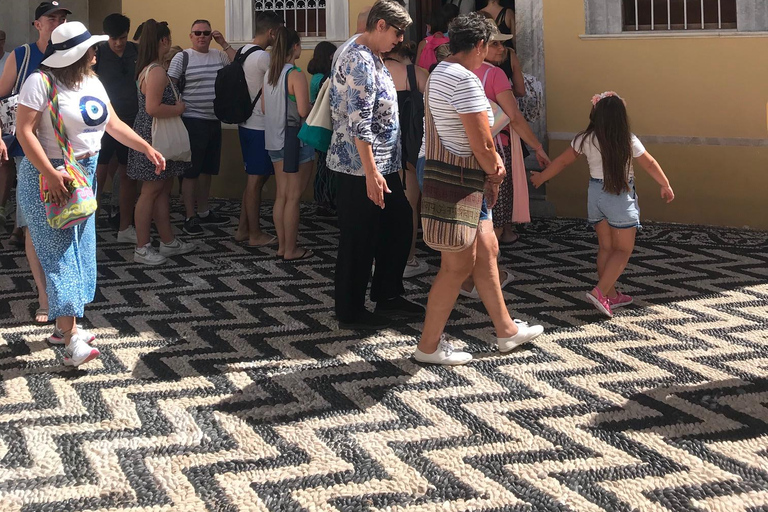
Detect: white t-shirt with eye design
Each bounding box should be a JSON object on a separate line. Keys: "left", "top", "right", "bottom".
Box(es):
{"left": 19, "top": 72, "right": 111, "bottom": 159}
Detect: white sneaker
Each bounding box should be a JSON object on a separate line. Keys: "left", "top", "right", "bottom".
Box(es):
{"left": 134, "top": 244, "right": 167, "bottom": 265}
{"left": 116, "top": 226, "right": 138, "bottom": 244}
{"left": 403, "top": 257, "right": 429, "bottom": 278}
{"left": 49, "top": 327, "right": 95, "bottom": 345}
{"left": 63, "top": 333, "right": 100, "bottom": 367}
{"left": 413, "top": 335, "right": 473, "bottom": 365}
{"left": 497, "top": 319, "right": 544, "bottom": 353}
{"left": 159, "top": 237, "right": 195, "bottom": 257}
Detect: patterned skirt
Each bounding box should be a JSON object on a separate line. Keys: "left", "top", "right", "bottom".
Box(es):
{"left": 17, "top": 156, "right": 98, "bottom": 319}
{"left": 492, "top": 143, "right": 513, "bottom": 229}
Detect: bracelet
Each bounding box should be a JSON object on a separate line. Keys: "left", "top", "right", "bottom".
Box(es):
{"left": 222, "top": 44, "right": 232, "bottom": 51}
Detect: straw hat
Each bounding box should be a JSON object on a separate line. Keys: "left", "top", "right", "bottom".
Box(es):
{"left": 41, "top": 21, "right": 108, "bottom": 69}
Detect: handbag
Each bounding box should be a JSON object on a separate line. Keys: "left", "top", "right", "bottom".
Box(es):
{"left": 517, "top": 73, "right": 544, "bottom": 122}
{"left": 298, "top": 76, "right": 332, "bottom": 152}
{"left": 146, "top": 65, "right": 191, "bottom": 162}
{"left": 0, "top": 45, "right": 31, "bottom": 153}
{"left": 282, "top": 67, "right": 303, "bottom": 172}
{"left": 38, "top": 72, "right": 98, "bottom": 230}
{"left": 420, "top": 78, "right": 487, "bottom": 253}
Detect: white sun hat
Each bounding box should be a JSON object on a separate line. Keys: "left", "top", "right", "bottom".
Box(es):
{"left": 41, "top": 21, "right": 108, "bottom": 69}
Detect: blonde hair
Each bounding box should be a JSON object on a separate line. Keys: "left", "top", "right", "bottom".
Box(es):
{"left": 163, "top": 45, "right": 183, "bottom": 70}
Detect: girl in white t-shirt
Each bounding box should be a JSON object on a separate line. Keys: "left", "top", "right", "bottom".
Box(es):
{"left": 530, "top": 92, "right": 674, "bottom": 318}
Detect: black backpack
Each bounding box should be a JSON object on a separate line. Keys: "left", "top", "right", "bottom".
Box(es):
{"left": 400, "top": 64, "right": 424, "bottom": 169}
{"left": 213, "top": 45, "right": 263, "bottom": 124}
{"left": 177, "top": 51, "right": 189, "bottom": 93}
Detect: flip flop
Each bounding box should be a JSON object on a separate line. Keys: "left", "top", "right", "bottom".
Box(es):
{"left": 9, "top": 230, "right": 24, "bottom": 248}
{"left": 499, "top": 232, "right": 520, "bottom": 245}
{"left": 459, "top": 270, "right": 513, "bottom": 299}
{"left": 241, "top": 235, "right": 278, "bottom": 247}
{"left": 283, "top": 248, "right": 314, "bottom": 262}
{"left": 35, "top": 308, "right": 49, "bottom": 324}
{"left": 500, "top": 269, "right": 513, "bottom": 289}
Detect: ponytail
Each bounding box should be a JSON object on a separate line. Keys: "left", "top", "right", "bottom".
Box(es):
{"left": 268, "top": 26, "right": 300, "bottom": 86}
{"left": 135, "top": 19, "right": 171, "bottom": 79}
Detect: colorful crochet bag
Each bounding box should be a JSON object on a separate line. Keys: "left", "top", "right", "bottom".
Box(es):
{"left": 38, "top": 72, "right": 97, "bottom": 229}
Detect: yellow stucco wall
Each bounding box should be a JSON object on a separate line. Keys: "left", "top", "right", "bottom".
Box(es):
{"left": 122, "top": 0, "right": 227, "bottom": 48}
{"left": 542, "top": 1, "right": 768, "bottom": 229}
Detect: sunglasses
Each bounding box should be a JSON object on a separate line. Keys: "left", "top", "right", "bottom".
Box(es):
{"left": 389, "top": 24, "right": 405, "bottom": 37}
{"left": 192, "top": 30, "right": 211, "bottom": 36}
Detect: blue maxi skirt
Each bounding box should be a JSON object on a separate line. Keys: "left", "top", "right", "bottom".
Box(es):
{"left": 17, "top": 155, "right": 98, "bottom": 319}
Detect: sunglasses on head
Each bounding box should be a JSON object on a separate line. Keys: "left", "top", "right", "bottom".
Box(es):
{"left": 192, "top": 30, "right": 211, "bottom": 36}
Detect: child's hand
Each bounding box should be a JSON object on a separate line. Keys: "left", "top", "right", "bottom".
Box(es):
{"left": 529, "top": 171, "right": 546, "bottom": 189}
{"left": 661, "top": 185, "right": 675, "bottom": 203}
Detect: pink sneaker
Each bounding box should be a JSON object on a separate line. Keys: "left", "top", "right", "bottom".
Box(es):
{"left": 608, "top": 291, "right": 633, "bottom": 308}
{"left": 586, "top": 287, "right": 613, "bottom": 318}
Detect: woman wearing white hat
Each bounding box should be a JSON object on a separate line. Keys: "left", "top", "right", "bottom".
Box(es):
{"left": 15, "top": 21, "right": 166, "bottom": 367}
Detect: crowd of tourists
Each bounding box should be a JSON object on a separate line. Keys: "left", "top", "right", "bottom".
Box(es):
{"left": 0, "top": 1, "right": 673, "bottom": 367}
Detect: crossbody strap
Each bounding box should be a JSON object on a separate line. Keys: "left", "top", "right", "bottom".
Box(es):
{"left": 38, "top": 72, "right": 89, "bottom": 187}
{"left": 12, "top": 45, "right": 31, "bottom": 95}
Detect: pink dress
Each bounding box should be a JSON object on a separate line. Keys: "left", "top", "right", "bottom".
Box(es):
{"left": 473, "top": 62, "right": 530, "bottom": 225}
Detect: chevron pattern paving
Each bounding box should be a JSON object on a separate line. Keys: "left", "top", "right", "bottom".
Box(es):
{"left": 1, "top": 199, "right": 767, "bottom": 512}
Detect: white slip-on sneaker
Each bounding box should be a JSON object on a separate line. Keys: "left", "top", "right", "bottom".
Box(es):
{"left": 49, "top": 327, "right": 95, "bottom": 345}
{"left": 63, "top": 333, "right": 100, "bottom": 367}
{"left": 117, "top": 226, "right": 138, "bottom": 244}
{"left": 159, "top": 237, "right": 195, "bottom": 257}
{"left": 413, "top": 335, "right": 473, "bottom": 366}
{"left": 134, "top": 244, "right": 167, "bottom": 265}
{"left": 403, "top": 257, "right": 429, "bottom": 278}
{"left": 497, "top": 319, "right": 544, "bottom": 353}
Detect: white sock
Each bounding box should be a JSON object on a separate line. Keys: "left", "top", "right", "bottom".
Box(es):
{"left": 198, "top": 210, "right": 210, "bottom": 218}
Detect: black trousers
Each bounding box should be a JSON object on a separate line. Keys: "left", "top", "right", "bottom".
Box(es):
{"left": 334, "top": 172, "right": 413, "bottom": 322}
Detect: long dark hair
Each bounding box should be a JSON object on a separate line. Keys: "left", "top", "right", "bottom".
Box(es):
{"left": 577, "top": 95, "right": 632, "bottom": 195}
{"left": 268, "top": 26, "right": 300, "bottom": 86}
{"left": 135, "top": 19, "right": 170, "bottom": 79}
{"left": 307, "top": 41, "right": 336, "bottom": 76}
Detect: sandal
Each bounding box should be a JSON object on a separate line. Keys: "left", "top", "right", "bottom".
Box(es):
{"left": 35, "top": 308, "right": 49, "bottom": 324}
{"left": 9, "top": 228, "right": 24, "bottom": 248}
{"left": 283, "top": 248, "right": 314, "bottom": 262}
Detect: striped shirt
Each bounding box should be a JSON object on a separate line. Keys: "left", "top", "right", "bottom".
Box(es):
{"left": 426, "top": 61, "right": 493, "bottom": 157}
{"left": 167, "top": 48, "right": 229, "bottom": 120}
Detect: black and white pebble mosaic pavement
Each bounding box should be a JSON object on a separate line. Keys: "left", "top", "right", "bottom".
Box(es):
{"left": 0, "top": 200, "right": 767, "bottom": 511}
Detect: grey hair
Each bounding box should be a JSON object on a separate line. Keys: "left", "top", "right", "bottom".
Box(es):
{"left": 366, "top": 0, "right": 412, "bottom": 32}
{"left": 448, "top": 12, "right": 495, "bottom": 55}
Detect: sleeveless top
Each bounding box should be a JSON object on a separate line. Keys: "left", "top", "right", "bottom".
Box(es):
{"left": 264, "top": 64, "right": 302, "bottom": 151}
{"left": 417, "top": 33, "right": 449, "bottom": 70}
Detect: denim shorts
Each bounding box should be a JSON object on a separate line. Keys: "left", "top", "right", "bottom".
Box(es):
{"left": 479, "top": 198, "right": 492, "bottom": 222}
{"left": 268, "top": 143, "right": 315, "bottom": 168}
{"left": 587, "top": 178, "right": 641, "bottom": 229}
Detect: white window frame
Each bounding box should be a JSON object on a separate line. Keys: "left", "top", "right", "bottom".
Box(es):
{"left": 583, "top": 0, "right": 768, "bottom": 35}
{"left": 226, "top": 0, "right": 349, "bottom": 47}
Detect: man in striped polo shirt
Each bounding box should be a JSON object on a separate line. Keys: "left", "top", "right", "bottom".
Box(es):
{"left": 168, "top": 19, "right": 236, "bottom": 236}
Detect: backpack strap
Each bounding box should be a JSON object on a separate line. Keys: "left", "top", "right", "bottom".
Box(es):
{"left": 406, "top": 64, "right": 417, "bottom": 93}
{"left": 237, "top": 45, "right": 264, "bottom": 114}
{"left": 181, "top": 50, "right": 189, "bottom": 75}
{"left": 13, "top": 45, "right": 31, "bottom": 95}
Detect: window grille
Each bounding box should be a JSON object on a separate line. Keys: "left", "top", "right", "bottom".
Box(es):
{"left": 254, "top": 0, "right": 327, "bottom": 37}
{"left": 623, "top": 0, "right": 737, "bottom": 31}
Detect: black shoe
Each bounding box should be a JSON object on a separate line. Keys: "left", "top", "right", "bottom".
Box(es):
{"left": 108, "top": 210, "right": 120, "bottom": 231}
{"left": 198, "top": 210, "right": 230, "bottom": 226}
{"left": 183, "top": 216, "right": 204, "bottom": 236}
{"left": 338, "top": 310, "right": 391, "bottom": 330}
{"left": 374, "top": 296, "right": 425, "bottom": 318}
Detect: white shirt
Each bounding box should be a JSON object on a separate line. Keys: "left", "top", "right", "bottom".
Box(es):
{"left": 426, "top": 61, "right": 493, "bottom": 157}
{"left": 239, "top": 44, "right": 270, "bottom": 131}
{"left": 167, "top": 48, "right": 229, "bottom": 120}
{"left": 572, "top": 133, "right": 646, "bottom": 180}
{"left": 19, "top": 73, "right": 110, "bottom": 159}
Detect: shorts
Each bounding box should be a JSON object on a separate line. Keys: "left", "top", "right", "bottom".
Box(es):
{"left": 479, "top": 198, "right": 492, "bottom": 222}
{"left": 98, "top": 131, "right": 130, "bottom": 165}
{"left": 182, "top": 117, "right": 222, "bottom": 179}
{"left": 268, "top": 143, "right": 315, "bottom": 169}
{"left": 587, "top": 178, "right": 641, "bottom": 229}
{"left": 238, "top": 127, "right": 274, "bottom": 176}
